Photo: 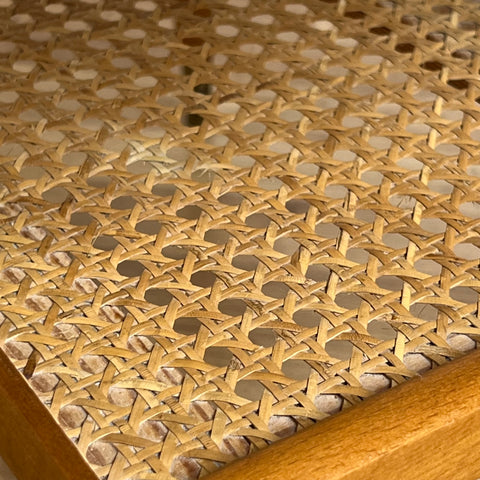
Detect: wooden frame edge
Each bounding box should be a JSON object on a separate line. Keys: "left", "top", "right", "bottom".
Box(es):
{"left": 0, "top": 348, "right": 97, "bottom": 480}
{"left": 207, "top": 349, "right": 480, "bottom": 480}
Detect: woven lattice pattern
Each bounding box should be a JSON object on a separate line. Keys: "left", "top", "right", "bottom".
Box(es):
{"left": 1, "top": 0, "right": 480, "bottom": 478}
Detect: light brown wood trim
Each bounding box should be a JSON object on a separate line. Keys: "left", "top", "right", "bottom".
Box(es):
{"left": 0, "top": 348, "right": 97, "bottom": 480}
{"left": 207, "top": 349, "right": 480, "bottom": 480}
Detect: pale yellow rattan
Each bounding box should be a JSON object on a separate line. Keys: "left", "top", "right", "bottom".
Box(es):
{"left": 0, "top": 0, "right": 479, "bottom": 479}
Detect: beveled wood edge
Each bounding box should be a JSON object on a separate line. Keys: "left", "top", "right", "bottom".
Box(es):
{"left": 207, "top": 349, "right": 480, "bottom": 480}
{"left": 0, "top": 348, "right": 97, "bottom": 480}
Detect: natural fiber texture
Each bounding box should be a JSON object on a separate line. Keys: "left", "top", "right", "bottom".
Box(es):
{"left": 0, "top": 0, "right": 479, "bottom": 478}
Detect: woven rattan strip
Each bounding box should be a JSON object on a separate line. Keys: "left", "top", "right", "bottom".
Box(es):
{"left": 0, "top": 0, "right": 480, "bottom": 478}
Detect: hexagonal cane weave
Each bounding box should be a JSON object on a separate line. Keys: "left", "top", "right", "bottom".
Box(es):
{"left": 0, "top": 0, "right": 479, "bottom": 479}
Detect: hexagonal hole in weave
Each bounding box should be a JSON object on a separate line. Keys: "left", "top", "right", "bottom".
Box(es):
{"left": 93, "top": 236, "right": 118, "bottom": 251}
{"left": 53, "top": 323, "right": 80, "bottom": 341}
{"left": 344, "top": 10, "right": 365, "bottom": 18}
{"left": 335, "top": 293, "right": 362, "bottom": 309}
{"left": 286, "top": 199, "right": 310, "bottom": 213}
{"left": 111, "top": 56, "right": 136, "bottom": 69}
{"left": 369, "top": 136, "right": 392, "bottom": 150}
{"left": 370, "top": 26, "right": 391, "bottom": 36}
{"left": 232, "top": 255, "right": 259, "bottom": 271}
{"left": 274, "top": 238, "right": 300, "bottom": 255}
{"left": 361, "top": 171, "right": 383, "bottom": 185}
{"left": 79, "top": 355, "right": 107, "bottom": 374}
{"left": 246, "top": 213, "right": 270, "bottom": 228}
{"left": 135, "top": 220, "right": 162, "bottom": 235}
{"left": 127, "top": 335, "right": 154, "bottom": 353}
{"left": 70, "top": 212, "right": 93, "bottom": 226}
{"left": 145, "top": 288, "right": 173, "bottom": 306}
{"left": 157, "top": 366, "right": 185, "bottom": 386}
{"left": 58, "top": 405, "right": 88, "bottom": 429}
{"left": 191, "top": 271, "right": 217, "bottom": 289}
{"left": 86, "top": 442, "right": 117, "bottom": 466}
{"left": 19, "top": 166, "right": 45, "bottom": 179}
{"left": 376, "top": 275, "right": 403, "bottom": 291}
{"left": 415, "top": 259, "right": 442, "bottom": 276}
{"left": 138, "top": 420, "right": 167, "bottom": 442}
{"left": 3, "top": 341, "right": 33, "bottom": 360}
{"left": 173, "top": 317, "right": 201, "bottom": 336}
{"left": 467, "top": 164, "right": 480, "bottom": 177}
{"left": 325, "top": 340, "right": 352, "bottom": 361}
{"left": 282, "top": 359, "right": 311, "bottom": 380}
{"left": 332, "top": 149, "right": 356, "bottom": 162}
{"left": 355, "top": 209, "right": 376, "bottom": 223}
{"left": 404, "top": 353, "right": 431, "bottom": 374}
{"left": 152, "top": 183, "right": 177, "bottom": 197}
{"left": 235, "top": 379, "right": 264, "bottom": 401}
{"left": 300, "top": 48, "right": 325, "bottom": 60}
{"left": 425, "top": 30, "right": 445, "bottom": 43}
{"left": 243, "top": 122, "right": 266, "bottom": 135}
{"left": 367, "top": 319, "right": 396, "bottom": 340}
{"left": 204, "top": 229, "right": 230, "bottom": 244}
{"left": 397, "top": 156, "right": 423, "bottom": 170}
{"left": 360, "top": 373, "right": 390, "bottom": 392}
{"left": 162, "top": 246, "right": 188, "bottom": 260}
{"left": 305, "top": 129, "right": 329, "bottom": 142}
{"left": 217, "top": 101, "right": 241, "bottom": 114}
{"left": 450, "top": 287, "right": 478, "bottom": 303}
{"left": 437, "top": 143, "right": 460, "bottom": 156}
{"left": 158, "top": 17, "right": 175, "bottom": 29}
{"left": 171, "top": 456, "right": 201, "bottom": 480}
{"left": 410, "top": 303, "right": 438, "bottom": 321}
{"left": 100, "top": 9, "right": 122, "bottom": 21}
{"left": 454, "top": 243, "right": 480, "bottom": 260}
{"left": 219, "top": 299, "right": 247, "bottom": 316}
{"left": 30, "top": 373, "right": 59, "bottom": 393}
{"left": 204, "top": 346, "right": 232, "bottom": 367}
{"left": 420, "top": 218, "right": 446, "bottom": 233}
{"left": 231, "top": 155, "right": 255, "bottom": 167}
{"left": 219, "top": 192, "right": 243, "bottom": 205}
{"left": 110, "top": 196, "right": 136, "bottom": 210}
{"left": 249, "top": 328, "right": 276, "bottom": 347}
{"left": 306, "top": 265, "right": 330, "bottom": 282}
{"left": 389, "top": 194, "right": 416, "bottom": 209}
{"left": 459, "top": 202, "right": 480, "bottom": 219}
{"left": 229, "top": 71, "right": 252, "bottom": 83}
{"left": 63, "top": 151, "right": 86, "bottom": 165}
{"left": 117, "top": 260, "right": 145, "bottom": 277}
{"left": 383, "top": 233, "right": 409, "bottom": 249}
{"left": 250, "top": 13, "right": 274, "bottom": 24}
{"left": 459, "top": 20, "right": 478, "bottom": 31}
{"left": 315, "top": 222, "right": 340, "bottom": 238}
{"left": 447, "top": 333, "right": 476, "bottom": 353}
{"left": 262, "top": 282, "right": 290, "bottom": 299}
{"left": 108, "top": 387, "right": 137, "bottom": 407}
{"left": 342, "top": 116, "right": 365, "bottom": 127}
{"left": 259, "top": 176, "right": 284, "bottom": 190}
{"left": 452, "top": 49, "right": 474, "bottom": 60}
{"left": 448, "top": 79, "right": 469, "bottom": 90}
{"left": 30, "top": 31, "right": 52, "bottom": 42}
{"left": 42, "top": 187, "right": 69, "bottom": 203}
{"left": 177, "top": 205, "right": 202, "bottom": 220}
{"left": 314, "top": 394, "right": 343, "bottom": 414}
{"left": 279, "top": 109, "right": 303, "bottom": 122}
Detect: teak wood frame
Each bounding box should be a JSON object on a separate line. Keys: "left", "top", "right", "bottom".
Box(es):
{"left": 1, "top": 347, "right": 480, "bottom": 480}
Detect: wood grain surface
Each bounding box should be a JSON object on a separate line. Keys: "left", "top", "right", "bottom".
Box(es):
{"left": 207, "top": 349, "right": 480, "bottom": 480}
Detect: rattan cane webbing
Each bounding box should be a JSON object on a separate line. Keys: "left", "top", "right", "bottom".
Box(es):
{"left": 0, "top": 0, "right": 480, "bottom": 478}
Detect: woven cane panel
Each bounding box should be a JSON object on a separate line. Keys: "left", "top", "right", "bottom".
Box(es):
{"left": 0, "top": 0, "right": 480, "bottom": 478}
